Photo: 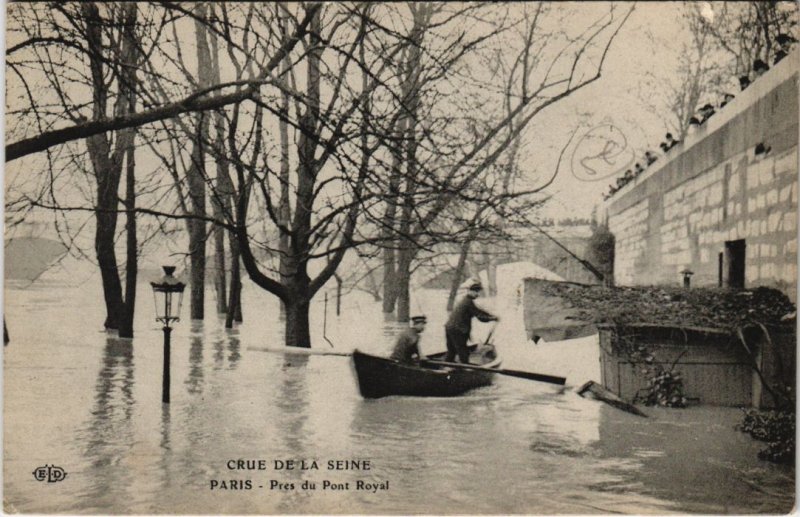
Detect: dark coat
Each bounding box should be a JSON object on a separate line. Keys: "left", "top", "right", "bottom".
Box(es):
{"left": 390, "top": 328, "right": 421, "bottom": 363}
{"left": 445, "top": 296, "right": 496, "bottom": 335}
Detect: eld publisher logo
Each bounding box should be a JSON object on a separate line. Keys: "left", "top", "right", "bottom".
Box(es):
{"left": 32, "top": 465, "right": 67, "bottom": 483}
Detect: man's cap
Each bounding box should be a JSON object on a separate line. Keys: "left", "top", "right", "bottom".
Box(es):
{"left": 467, "top": 279, "right": 483, "bottom": 291}
{"left": 411, "top": 315, "right": 427, "bottom": 323}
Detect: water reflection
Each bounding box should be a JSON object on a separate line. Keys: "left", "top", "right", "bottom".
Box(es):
{"left": 79, "top": 337, "right": 136, "bottom": 508}
{"left": 273, "top": 355, "right": 311, "bottom": 513}
{"left": 90, "top": 337, "right": 135, "bottom": 434}
{"left": 276, "top": 355, "right": 310, "bottom": 457}
{"left": 213, "top": 335, "right": 225, "bottom": 367}
{"left": 186, "top": 335, "right": 204, "bottom": 395}
{"left": 593, "top": 405, "right": 795, "bottom": 513}
{"left": 227, "top": 335, "right": 241, "bottom": 368}
{"left": 160, "top": 403, "right": 171, "bottom": 451}
{"left": 210, "top": 329, "right": 241, "bottom": 370}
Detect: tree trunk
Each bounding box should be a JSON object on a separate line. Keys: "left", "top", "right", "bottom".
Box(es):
{"left": 187, "top": 135, "right": 207, "bottom": 321}
{"left": 487, "top": 257, "right": 497, "bottom": 296}
{"left": 334, "top": 274, "right": 342, "bottom": 316}
{"left": 220, "top": 127, "right": 242, "bottom": 327}
{"left": 479, "top": 243, "right": 497, "bottom": 296}
{"left": 282, "top": 6, "right": 319, "bottom": 347}
{"left": 118, "top": 3, "right": 138, "bottom": 338}
{"left": 381, "top": 116, "right": 405, "bottom": 314}
{"left": 119, "top": 140, "right": 137, "bottom": 338}
{"left": 187, "top": 4, "right": 213, "bottom": 320}
{"left": 395, "top": 245, "right": 415, "bottom": 322}
{"left": 284, "top": 295, "right": 311, "bottom": 348}
{"left": 382, "top": 248, "right": 397, "bottom": 314}
{"left": 225, "top": 253, "right": 242, "bottom": 328}
{"left": 212, "top": 192, "right": 227, "bottom": 314}
{"left": 96, "top": 218, "right": 124, "bottom": 330}
{"left": 394, "top": 118, "right": 418, "bottom": 322}
{"left": 208, "top": 13, "right": 229, "bottom": 317}
{"left": 278, "top": 44, "right": 292, "bottom": 288}
{"left": 391, "top": 5, "right": 428, "bottom": 322}
{"left": 83, "top": 2, "right": 126, "bottom": 331}
{"left": 396, "top": 266, "right": 411, "bottom": 322}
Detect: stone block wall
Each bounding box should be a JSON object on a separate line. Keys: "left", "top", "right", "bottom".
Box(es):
{"left": 603, "top": 53, "right": 799, "bottom": 300}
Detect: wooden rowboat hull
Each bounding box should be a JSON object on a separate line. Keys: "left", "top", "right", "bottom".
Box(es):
{"left": 352, "top": 345, "right": 501, "bottom": 399}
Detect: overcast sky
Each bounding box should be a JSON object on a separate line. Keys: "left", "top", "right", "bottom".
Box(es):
{"left": 517, "top": 2, "right": 695, "bottom": 220}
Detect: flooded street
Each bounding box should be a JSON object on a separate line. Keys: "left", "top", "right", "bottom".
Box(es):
{"left": 4, "top": 279, "right": 794, "bottom": 514}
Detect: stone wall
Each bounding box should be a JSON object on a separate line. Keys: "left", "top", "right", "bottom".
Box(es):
{"left": 603, "top": 52, "right": 799, "bottom": 300}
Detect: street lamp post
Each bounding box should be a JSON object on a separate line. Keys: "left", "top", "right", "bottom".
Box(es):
{"left": 151, "top": 266, "right": 186, "bottom": 404}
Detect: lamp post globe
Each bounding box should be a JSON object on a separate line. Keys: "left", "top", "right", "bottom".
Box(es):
{"left": 150, "top": 266, "right": 185, "bottom": 404}
{"left": 150, "top": 265, "right": 186, "bottom": 325}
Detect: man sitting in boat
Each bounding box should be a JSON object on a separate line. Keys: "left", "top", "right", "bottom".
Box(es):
{"left": 445, "top": 280, "right": 499, "bottom": 364}
{"left": 390, "top": 315, "right": 428, "bottom": 364}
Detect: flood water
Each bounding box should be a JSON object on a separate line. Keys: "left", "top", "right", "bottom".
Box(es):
{"left": 3, "top": 277, "right": 795, "bottom": 514}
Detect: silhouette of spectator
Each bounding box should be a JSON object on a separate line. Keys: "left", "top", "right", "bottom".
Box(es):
{"left": 739, "top": 75, "right": 751, "bottom": 91}
{"left": 645, "top": 151, "right": 657, "bottom": 165}
{"left": 720, "top": 93, "right": 735, "bottom": 108}
{"left": 754, "top": 142, "right": 771, "bottom": 156}
{"left": 666, "top": 132, "right": 680, "bottom": 150}
{"left": 688, "top": 116, "right": 701, "bottom": 136}
{"left": 699, "top": 103, "right": 715, "bottom": 123}
{"left": 634, "top": 163, "right": 644, "bottom": 176}
{"left": 774, "top": 34, "right": 796, "bottom": 65}
{"left": 660, "top": 142, "right": 668, "bottom": 153}
{"left": 753, "top": 59, "right": 769, "bottom": 78}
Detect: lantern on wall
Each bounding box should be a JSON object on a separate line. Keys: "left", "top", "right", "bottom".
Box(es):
{"left": 680, "top": 268, "right": 694, "bottom": 288}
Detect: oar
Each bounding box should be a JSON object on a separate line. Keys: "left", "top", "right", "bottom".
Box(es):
{"left": 481, "top": 320, "right": 498, "bottom": 346}
{"left": 419, "top": 359, "right": 566, "bottom": 385}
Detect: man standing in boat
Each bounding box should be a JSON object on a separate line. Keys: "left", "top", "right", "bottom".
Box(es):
{"left": 445, "top": 280, "right": 499, "bottom": 364}
{"left": 390, "top": 315, "right": 428, "bottom": 364}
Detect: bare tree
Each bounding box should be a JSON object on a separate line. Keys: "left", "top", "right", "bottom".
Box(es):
{"left": 639, "top": 2, "right": 799, "bottom": 140}
{"left": 700, "top": 2, "right": 798, "bottom": 76}
{"left": 380, "top": 3, "right": 634, "bottom": 321}
{"left": 5, "top": 5, "right": 318, "bottom": 162}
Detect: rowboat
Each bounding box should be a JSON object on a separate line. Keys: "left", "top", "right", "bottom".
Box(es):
{"left": 351, "top": 344, "right": 501, "bottom": 399}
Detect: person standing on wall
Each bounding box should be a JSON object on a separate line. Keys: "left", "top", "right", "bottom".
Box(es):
{"left": 444, "top": 279, "right": 499, "bottom": 364}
